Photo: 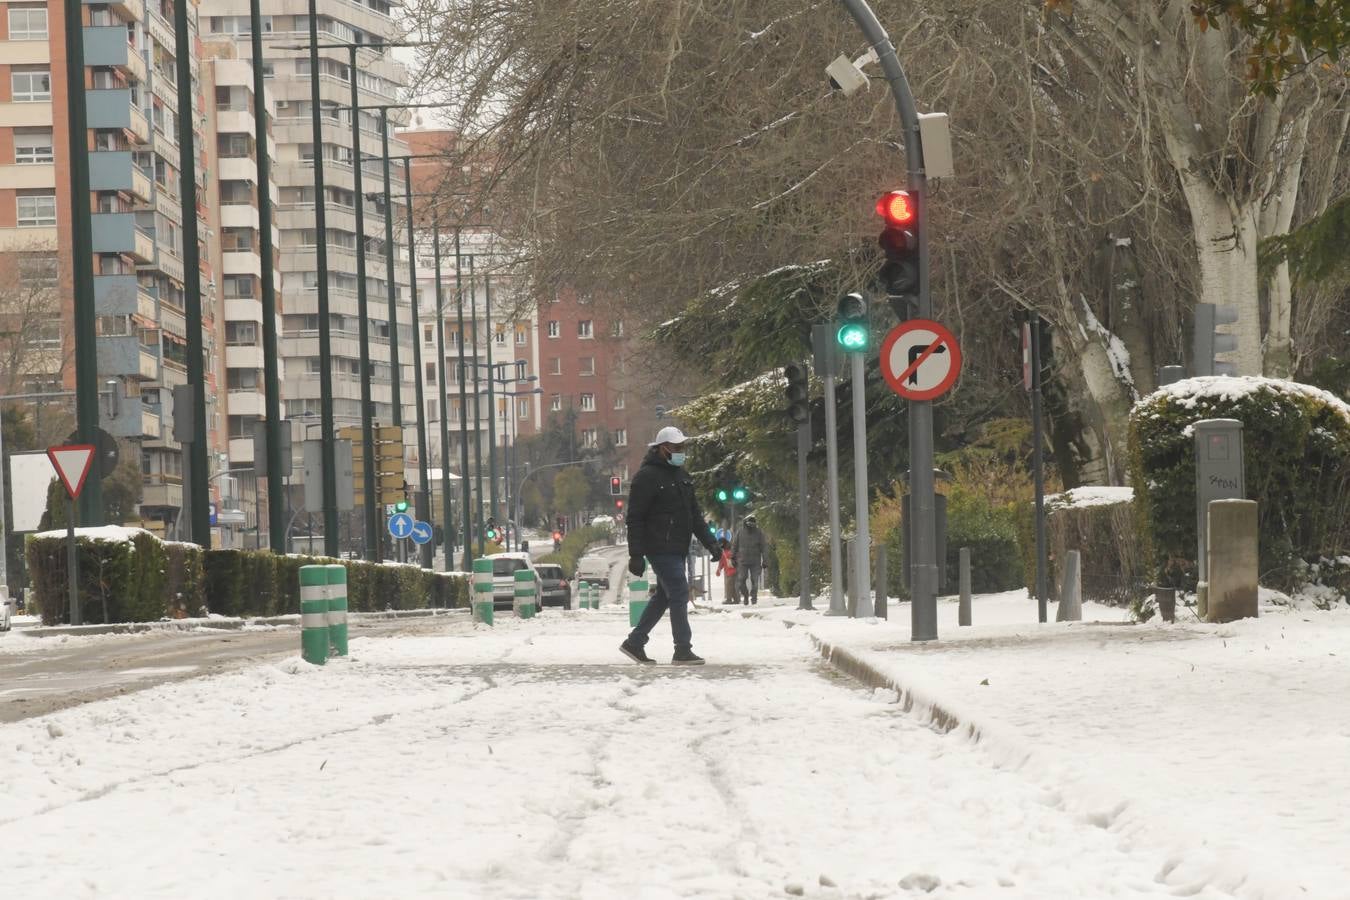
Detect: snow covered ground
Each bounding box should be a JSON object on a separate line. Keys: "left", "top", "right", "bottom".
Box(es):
{"left": 794, "top": 591, "right": 1350, "bottom": 900}
{"left": 2, "top": 584, "right": 1266, "bottom": 900}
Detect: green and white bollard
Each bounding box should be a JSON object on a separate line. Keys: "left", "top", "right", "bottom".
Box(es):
{"left": 576, "top": 581, "right": 588, "bottom": 609}
{"left": 514, "top": 569, "right": 538, "bottom": 618}
{"left": 326, "top": 564, "right": 348, "bottom": 656}
{"left": 472, "top": 558, "right": 494, "bottom": 626}
{"left": 628, "top": 575, "right": 650, "bottom": 627}
{"left": 589, "top": 582, "right": 600, "bottom": 609}
{"left": 299, "top": 565, "right": 329, "bottom": 666}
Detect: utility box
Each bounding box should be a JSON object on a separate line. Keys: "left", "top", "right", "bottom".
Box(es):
{"left": 253, "top": 420, "right": 293, "bottom": 479}
{"left": 918, "top": 112, "right": 954, "bottom": 179}
{"left": 303, "top": 438, "right": 355, "bottom": 514}
{"left": 1194, "top": 418, "right": 1244, "bottom": 582}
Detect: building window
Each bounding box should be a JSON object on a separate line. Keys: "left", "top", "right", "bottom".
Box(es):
{"left": 613, "top": 391, "right": 625, "bottom": 410}
{"left": 423, "top": 324, "right": 433, "bottom": 345}
{"left": 615, "top": 429, "right": 627, "bottom": 447}
{"left": 611, "top": 320, "right": 625, "bottom": 337}
{"left": 579, "top": 356, "right": 595, "bottom": 376}
{"left": 16, "top": 191, "right": 56, "bottom": 227}
{"left": 222, "top": 275, "right": 256, "bottom": 299}
{"left": 547, "top": 320, "right": 560, "bottom": 338}
{"left": 7, "top": 6, "right": 47, "bottom": 40}
{"left": 425, "top": 361, "right": 436, "bottom": 384}
{"left": 517, "top": 399, "right": 529, "bottom": 420}
{"left": 550, "top": 394, "right": 561, "bottom": 412}
{"left": 549, "top": 357, "right": 561, "bottom": 375}
{"left": 225, "top": 321, "right": 258, "bottom": 345}
{"left": 578, "top": 320, "right": 593, "bottom": 339}
{"left": 581, "top": 428, "right": 598, "bottom": 449}
{"left": 515, "top": 327, "right": 527, "bottom": 345}
{"left": 580, "top": 393, "right": 595, "bottom": 411}
{"left": 10, "top": 67, "right": 51, "bottom": 102}
{"left": 13, "top": 128, "right": 53, "bottom": 164}
{"left": 494, "top": 327, "right": 506, "bottom": 345}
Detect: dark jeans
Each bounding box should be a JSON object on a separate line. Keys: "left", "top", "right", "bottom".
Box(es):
{"left": 627, "top": 553, "right": 692, "bottom": 651}
{"left": 736, "top": 564, "right": 762, "bottom": 601}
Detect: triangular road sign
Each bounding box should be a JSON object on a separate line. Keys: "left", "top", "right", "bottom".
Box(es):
{"left": 47, "top": 444, "right": 97, "bottom": 500}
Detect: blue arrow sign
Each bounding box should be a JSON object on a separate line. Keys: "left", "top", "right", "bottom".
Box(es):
{"left": 388, "top": 512, "right": 415, "bottom": 540}
{"left": 410, "top": 520, "right": 433, "bottom": 545}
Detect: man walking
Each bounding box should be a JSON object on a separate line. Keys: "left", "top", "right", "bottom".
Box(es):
{"left": 731, "top": 514, "right": 768, "bottom": 604}
{"left": 620, "top": 426, "right": 721, "bottom": 665}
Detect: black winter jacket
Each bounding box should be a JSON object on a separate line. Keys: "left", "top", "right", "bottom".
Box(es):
{"left": 626, "top": 447, "right": 720, "bottom": 559}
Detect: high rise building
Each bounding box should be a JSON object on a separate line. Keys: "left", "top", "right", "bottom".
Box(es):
{"left": 0, "top": 0, "right": 226, "bottom": 537}
{"left": 200, "top": 1, "right": 416, "bottom": 549}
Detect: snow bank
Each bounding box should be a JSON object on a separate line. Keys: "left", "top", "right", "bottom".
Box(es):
{"left": 1149, "top": 375, "right": 1350, "bottom": 423}
{"left": 32, "top": 524, "right": 150, "bottom": 543}
{"left": 1046, "top": 485, "right": 1133, "bottom": 510}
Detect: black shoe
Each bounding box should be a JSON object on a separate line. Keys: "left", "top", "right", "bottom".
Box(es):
{"left": 751, "top": 598, "right": 758, "bottom": 605}
{"left": 672, "top": 648, "right": 705, "bottom": 666}
{"left": 620, "top": 640, "right": 656, "bottom": 665}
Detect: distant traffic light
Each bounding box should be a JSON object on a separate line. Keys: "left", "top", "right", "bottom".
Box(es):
{"left": 784, "top": 362, "right": 809, "bottom": 424}
{"left": 716, "top": 488, "right": 729, "bottom": 503}
{"left": 731, "top": 486, "right": 749, "bottom": 503}
{"left": 836, "top": 292, "right": 868, "bottom": 352}
{"left": 877, "top": 189, "right": 919, "bottom": 316}
{"left": 615, "top": 499, "right": 625, "bottom": 510}
{"left": 394, "top": 499, "right": 409, "bottom": 513}
{"left": 609, "top": 476, "right": 622, "bottom": 495}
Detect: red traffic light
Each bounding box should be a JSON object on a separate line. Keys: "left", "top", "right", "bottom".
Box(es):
{"left": 552, "top": 531, "right": 562, "bottom": 540}
{"left": 876, "top": 190, "right": 916, "bottom": 227}
{"left": 616, "top": 499, "right": 624, "bottom": 509}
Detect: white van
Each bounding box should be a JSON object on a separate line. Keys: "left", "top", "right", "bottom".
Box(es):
{"left": 575, "top": 555, "right": 613, "bottom": 590}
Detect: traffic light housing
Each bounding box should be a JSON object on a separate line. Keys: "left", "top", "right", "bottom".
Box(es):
{"left": 609, "top": 476, "right": 622, "bottom": 495}
{"left": 1193, "top": 303, "right": 1238, "bottom": 377}
{"left": 836, "top": 292, "right": 869, "bottom": 352}
{"left": 784, "top": 362, "right": 809, "bottom": 424}
{"left": 877, "top": 190, "right": 919, "bottom": 318}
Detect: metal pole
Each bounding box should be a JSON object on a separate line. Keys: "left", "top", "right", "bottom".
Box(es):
{"left": 484, "top": 278, "right": 499, "bottom": 530}
{"left": 0, "top": 412, "right": 7, "bottom": 592}
{"left": 67, "top": 495, "right": 79, "bottom": 625}
{"left": 380, "top": 110, "right": 402, "bottom": 427}
{"left": 433, "top": 222, "right": 455, "bottom": 570}
{"left": 454, "top": 230, "right": 472, "bottom": 569}
{"left": 347, "top": 45, "right": 378, "bottom": 562}
{"left": 404, "top": 160, "right": 433, "bottom": 569}
{"left": 958, "top": 546, "right": 972, "bottom": 626}
{"left": 823, "top": 372, "right": 845, "bottom": 614}
{"left": 173, "top": 0, "right": 208, "bottom": 546}
{"left": 468, "top": 258, "right": 484, "bottom": 554}
{"left": 250, "top": 0, "right": 285, "bottom": 554}
{"left": 850, "top": 351, "right": 873, "bottom": 617}
{"left": 838, "top": 0, "right": 937, "bottom": 640}
{"left": 1032, "top": 314, "right": 1048, "bottom": 622}
{"left": 796, "top": 419, "right": 812, "bottom": 610}
{"left": 307, "top": 0, "right": 339, "bottom": 557}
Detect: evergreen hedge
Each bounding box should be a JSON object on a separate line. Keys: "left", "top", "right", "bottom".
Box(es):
{"left": 1128, "top": 376, "right": 1350, "bottom": 592}
{"left": 27, "top": 529, "right": 469, "bottom": 624}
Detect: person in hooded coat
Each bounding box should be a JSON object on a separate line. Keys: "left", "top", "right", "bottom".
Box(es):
{"left": 731, "top": 514, "right": 768, "bottom": 604}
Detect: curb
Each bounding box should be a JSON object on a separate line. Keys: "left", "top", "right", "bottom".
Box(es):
{"left": 14, "top": 606, "right": 468, "bottom": 638}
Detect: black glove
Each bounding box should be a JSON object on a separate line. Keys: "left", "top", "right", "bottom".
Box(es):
{"left": 628, "top": 556, "right": 645, "bottom": 577}
{"left": 710, "top": 551, "right": 721, "bottom": 564}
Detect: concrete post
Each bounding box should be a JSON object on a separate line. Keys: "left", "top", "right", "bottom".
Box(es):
{"left": 1206, "top": 499, "right": 1259, "bottom": 622}
{"left": 845, "top": 537, "right": 856, "bottom": 617}
{"left": 958, "top": 547, "right": 971, "bottom": 626}
{"left": 628, "top": 575, "right": 650, "bottom": 627}
{"left": 1056, "top": 549, "right": 1082, "bottom": 622}
{"left": 299, "top": 565, "right": 328, "bottom": 665}
{"left": 326, "top": 564, "right": 348, "bottom": 656}
{"left": 875, "top": 543, "right": 888, "bottom": 620}
{"left": 472, "top": 557, "right": 494, "bottom": 626}
{"left": 514, "top": 568, "right": 538, "bottom": 619}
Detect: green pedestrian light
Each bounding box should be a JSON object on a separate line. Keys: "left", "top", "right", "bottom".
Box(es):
{"left": 835, "top": 292, "right": 869, "bottom": 352}
{"left": 836, "top": 322, "right": 868, "bottom": 350}
{"left": 731, "top": 486, "right": 748, "bottom": 502}
{"left": 395, "top": 500, "right": 409, "bottom": 513}
{"left": 716, "top": 488, "right": 729, "bottom": 503}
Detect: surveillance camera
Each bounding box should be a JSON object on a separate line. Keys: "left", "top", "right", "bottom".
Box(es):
{"left": 826, "top": 47, "right": 879, "bottom": 97}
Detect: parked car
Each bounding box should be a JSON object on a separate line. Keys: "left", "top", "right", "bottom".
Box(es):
{"left": 534, "top": 563, "right": 571, "bottom": 609}
{"left": 576, "top": 554, "right": 612, "bottom": 590}
{"left": 486, "top": 553, "right": 538, "bottom": 609}
{"left": 0, "top": 589, "right": 13, "bottom": 632}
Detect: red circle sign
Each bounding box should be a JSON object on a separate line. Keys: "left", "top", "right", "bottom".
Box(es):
{"left": 880, "top": 319, "right": 962, "bottom": 401}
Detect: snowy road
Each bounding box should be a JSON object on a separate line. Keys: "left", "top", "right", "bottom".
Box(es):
{"left": 1, "top": 606, "right": 1229, "bottom": 899}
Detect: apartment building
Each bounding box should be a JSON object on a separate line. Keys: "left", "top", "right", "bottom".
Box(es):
{"left": 198, "top": 2, "right": 416, "bottom": 527}
{"left": 0, "top": 0, "right": 227, "bottom": 536}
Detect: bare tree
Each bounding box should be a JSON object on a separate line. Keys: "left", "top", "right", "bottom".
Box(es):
{"left": 0, "top": 245, "right": 68, "bottom": 398}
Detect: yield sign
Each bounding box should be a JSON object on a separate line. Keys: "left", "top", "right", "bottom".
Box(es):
{"left": 47, "top": 444, "right": 97, "bottom": 499}
{"left": 879, "top": 319, "right": 963, "bottom": 401}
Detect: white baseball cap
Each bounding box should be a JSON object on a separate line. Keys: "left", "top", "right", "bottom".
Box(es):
{"left": 648, "top": 425, "right": 693, "bottom": 447}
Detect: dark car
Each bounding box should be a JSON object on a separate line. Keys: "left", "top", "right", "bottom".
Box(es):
{"left": 535, "top": 563, "right": 571, "bottom": 609}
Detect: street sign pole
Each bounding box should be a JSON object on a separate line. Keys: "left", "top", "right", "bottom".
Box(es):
{"left": 813, "top": 324, "right": 846, "bottom": 615}
{"left": 849, "top": 351, "right": 873, "bottom": 617}
{"left": 48, "top": 445, "right": 96, "bottom": 625}
{"left": 1031, "top": 314, "right": 1048, "bottom": 623}
{"left": 796, "top": 417, "right": 813, "bottom": 610}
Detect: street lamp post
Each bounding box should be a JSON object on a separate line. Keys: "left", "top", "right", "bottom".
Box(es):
{"left": 453, "top": 229, "right": 473, "bottom": 568}
{"left": 403, "top": 160, "right": 434, "bottom": 568}
{"left": 483, "top": 275, "right": 499, "bottom": 534}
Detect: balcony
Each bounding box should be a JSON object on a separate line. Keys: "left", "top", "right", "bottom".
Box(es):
{"left": 160, "top": 303, "right": 186, "bottom": 337}
{"left": 83, "top": 27, "right": 146, "bottom": 83}
{"left": 148, "top": 248, "right": 185, "bottom": 283}
{"left": 93, "top": 273, "right": 154, "bottom": 317}
{"left": 220, "top": 205, "right": 259, "bottom": 230}
{"left": 86, "top": 90, "right": 151, "bottom": 144}
{"left": 225, "top": 297, "right": 264, "bottom": 324}
{"left": 86, "top": 0, "right": 146, "bottom": 25}
{"left": 89, "top": 151, "right": 152, "bottom": 202}
{"left": 223, "top": 251, "right": 261, "bottom": 278}
{"left": 97, "top": 334, "right": 158, "bottom": 380}
{"left": 141, "top": 481, "right": 183, "bottom": 511}
{"left": 91, "top": 212, "right": 155, "bottom": 262}
{"left": 229, "top": 437, "right": 256, "bottom": 464}
{"left": 226, "top": 390, "right": 264, "bottom": 417}
{"left": 140, "top": 406, "right": 162, "bottom": 440}
{"left": 226, "top": 344, "right": 265, "bottom": 370}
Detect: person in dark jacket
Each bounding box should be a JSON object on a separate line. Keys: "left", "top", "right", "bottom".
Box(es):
{"left": 620, "top": 426, "right": 721, "bottom": 665}
{"left": 731, "top": 514, "right": 767, "bottom": 604}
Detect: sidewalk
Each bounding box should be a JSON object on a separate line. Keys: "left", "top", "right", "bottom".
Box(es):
{"left": 771, "top": 590, "right": 1350, "bottom": 900}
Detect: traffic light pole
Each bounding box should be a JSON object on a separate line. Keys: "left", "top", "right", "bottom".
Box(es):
{"left": 849, "top": 351, "right": 873, "bottom": 617}
{"left": 484, "top": 276, "right": 499, "bottom": 533}
{"left": 404, "top": 161, "right": 433, "bottom": 569}
{"left": 823, "top": 369, "right": 845, "bottom": 615}
{"left": 840, "top": 0, "right": 937, "bottom": 640}
{"left": 796, "top": 419, "right": 813, "bottom": 610}
{"left": 454, "top": 232, "right": 475, "bottom": 566}
{"left": 1031, "top": 314, "right": 1048, "bottom": 622}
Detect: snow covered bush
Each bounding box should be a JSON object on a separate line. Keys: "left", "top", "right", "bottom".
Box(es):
{"left": 1129, "top": 376, "right": 1350, "bottom": 594}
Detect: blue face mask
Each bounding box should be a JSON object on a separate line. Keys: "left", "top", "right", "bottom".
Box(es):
{"left": 669, "top": 452, "right": 687, "bottom": 467}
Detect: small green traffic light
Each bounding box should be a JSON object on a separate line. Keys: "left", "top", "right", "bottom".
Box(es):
{"left": 486, "top": 528, "right": 497, "bottom": 540}
{"left": 836, "top": 322, "right": 868, "bottom": 350}
{"left": 731, "top": 486, "right": 748, "bottom": 502}
{"left": 716, "top": 488, "right": 729, "bottom": 503}
{"left": 395, "top": 500, "right": 409, "bottom": 513}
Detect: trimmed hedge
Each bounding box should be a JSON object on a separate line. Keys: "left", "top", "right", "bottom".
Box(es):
{"left": 27, "top": 528, "right": 469, "bottom": 624}
{"left": 1129, "top": 376, "right": 1350, "bottom": 592}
